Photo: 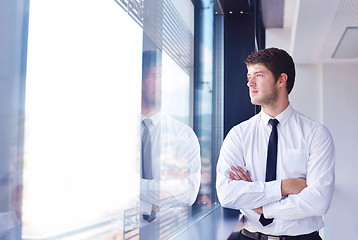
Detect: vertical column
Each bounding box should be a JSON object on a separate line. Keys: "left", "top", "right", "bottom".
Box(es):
{"left": 211, "top": 12, "right": 224, "bottom": 205}
{"left": 223, "top": 5, "right": 256, "bottom": 136}
{"left": 0, "top": 0, "right": 29, "bottom": 238}
{"left": 193, "top": 0, "right": 214, "bottom": 210}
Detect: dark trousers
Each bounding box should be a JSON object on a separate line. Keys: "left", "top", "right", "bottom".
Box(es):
{"left": 228, "top": 230, "right": 323, "bottom": 240}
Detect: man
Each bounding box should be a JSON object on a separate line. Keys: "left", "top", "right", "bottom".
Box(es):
{"left": 216, "top": 48, "right": 335, "bottom": 240}
{"left": 139, "top": 50, "right": 201, "bottom": 237}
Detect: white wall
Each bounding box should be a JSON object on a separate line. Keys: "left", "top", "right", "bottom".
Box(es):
{"left": 321, "top": 62, "right": 358, "bottom": 240}
{"left": 290, "top": 64, "right": 323, "bottom": 123}
{"left": 291, "top": 62, "right": 358, "bottom": 240}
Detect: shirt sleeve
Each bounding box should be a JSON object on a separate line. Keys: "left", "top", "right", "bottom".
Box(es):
{"left": 263, "top": 125, "right": 335, "bottom": 220}
{"left": 140, "top": 126, "right": 201, "bottom": 207}
{"left": 216, "top": 127, "right": 282, "bottom": 210}
{"left": 157, "top": 129, "right": 201, "bottom": 206}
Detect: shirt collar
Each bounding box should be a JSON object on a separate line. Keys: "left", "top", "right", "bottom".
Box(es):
{"left": 260, "top": 104, "right": 294, "bottom": 126}
{"left": 141, "top": 112, "right": 161, "bottom": 127}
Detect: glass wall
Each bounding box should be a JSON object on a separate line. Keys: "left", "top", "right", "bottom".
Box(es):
{"left": 0, "top": 0, "right": 217, "bottom": 239}
{"left": 23, "top": 0, "right": 143, "bottom": 239}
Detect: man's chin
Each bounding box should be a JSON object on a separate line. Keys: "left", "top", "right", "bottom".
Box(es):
{"left": 250, "top": 98, "right": 259, "bottom": 105}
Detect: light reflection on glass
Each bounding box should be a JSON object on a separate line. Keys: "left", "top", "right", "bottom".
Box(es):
{"left": 23, "top": 0, "right": 142, "bottom": 238}
{"left": 139, "top": 50, "right": 201, "bottom": 239}
{"left": 2, "top": 0, "right": 217, "bottom": 239}
{"left": 162, "top": 53, "right": 191, "bottom": 125}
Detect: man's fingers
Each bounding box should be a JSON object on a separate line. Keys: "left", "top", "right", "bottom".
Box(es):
{"left": 229, "top": 171, "right": 240, "bottom": 181}
{"left": 230, "top": 166, "right": 251, "bottom": 182}
{"left": 252, "top": 206, "right": 263, "bottom": 214}
{"left": 237, "top": 166, "right": 252, "bottom": 182}
{"left": 234, "top": 166, "right": 251, "bottom": 182}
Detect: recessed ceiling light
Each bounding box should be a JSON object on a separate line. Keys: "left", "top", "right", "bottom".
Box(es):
{"left": 333, "top": 27, "right": 358, "bottom": 59}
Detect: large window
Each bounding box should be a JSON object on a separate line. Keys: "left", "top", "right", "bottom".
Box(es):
{"left": 1, "top": 0, "right": 217, "bottom": 239}
{"left": 24, "top": 0, "right": 143, "bottom": 238}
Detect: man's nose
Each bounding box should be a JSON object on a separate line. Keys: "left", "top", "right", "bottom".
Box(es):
{"left": 247, "top": 78, "right": 255, "bottom": 87}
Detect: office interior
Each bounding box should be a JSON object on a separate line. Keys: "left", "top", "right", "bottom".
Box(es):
{"left": 0, "top": 0, "right": 357, "bottom": 239}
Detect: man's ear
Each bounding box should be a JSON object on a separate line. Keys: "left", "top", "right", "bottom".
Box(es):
{"left": 278, "top": 73, "right": 288, "bottom": 88}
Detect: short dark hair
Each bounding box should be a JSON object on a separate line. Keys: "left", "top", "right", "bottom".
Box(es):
{"left": 244, "top": 48, "right": 295, "bottom": 94}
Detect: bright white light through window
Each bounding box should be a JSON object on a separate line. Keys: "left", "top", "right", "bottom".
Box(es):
{"left": 23, "top": 0, "right": 142, "bottom": 237}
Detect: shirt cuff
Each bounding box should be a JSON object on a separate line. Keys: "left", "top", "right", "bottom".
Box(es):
{"left": 140, "top": 178, "right": 150, "bottom": 193}
{"left": 262, "top": 200, "right": 280, "bottom": 219}
{"left": 263, "top": 180, "right": 283, "bottom": 218}
{"left": 140, "top": 200, "right": 153, "bottom": 215}
{"left": 265, "top": 179, "right": 282, "bottom": 203}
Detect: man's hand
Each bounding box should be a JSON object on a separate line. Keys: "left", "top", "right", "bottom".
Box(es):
{"left": 252, "top": 206, "right": 263, "bottom": 214}
{"left": 229, "top": 166, "right": 308, "bottom": 213}
{"left": 229, "top": 166, "right": 252, "bottom": 182}
{"left": 230, "top": 166, "right": 260, "bottom": 213}
{"left": 229, "top": 166, "right": 307, "bottom": 196}
{"left": 281, "top": 178, "right": 307, "bottom": 196}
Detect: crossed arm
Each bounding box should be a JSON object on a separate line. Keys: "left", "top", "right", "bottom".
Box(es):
{"left": 229, "top": 166, "right": 307, "bottom": 213}
{"left": 217, "top": 125, "right": 335, "bottom": 220}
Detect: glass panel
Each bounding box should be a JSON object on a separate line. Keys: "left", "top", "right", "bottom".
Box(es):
{"left": 192, "top": 0, "right": 215, "bottom": 215}
{"left": 23, "top": 0, "right": 142, "bottom": 239}
{"left": 139, "top": 48, "right": 201, "bottom": 239}
{"left": 2, "top": 0, "right": 218, "bottom": 239}
{"left": 137, "top": 0, "right": 215, "bottom": 239}
{"left": 162, "top": 53, "right": 191, "bottom": 125}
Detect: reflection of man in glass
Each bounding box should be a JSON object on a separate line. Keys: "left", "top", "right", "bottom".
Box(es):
{"left": 0, "top": 173, "right": 22, "bottom": 239}
{"left": 140, "top": 50, "right": 201, "bottom": 225}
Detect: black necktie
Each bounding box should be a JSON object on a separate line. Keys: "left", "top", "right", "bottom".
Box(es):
{"left": 141, "top": 119, "right": 153, "bottom": 179}
{"left": 259, "top": 118, "right": 279, "bottom": 226}
{"left": 141, "top": 119, "right": 157, "bottom": 223}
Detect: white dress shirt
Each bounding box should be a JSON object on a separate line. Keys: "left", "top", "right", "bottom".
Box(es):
{"left": 216, "top": 104, "right": 335, "bottom": 236}
{"left": 140, "top": 112, "right": 201, "bottom": 215}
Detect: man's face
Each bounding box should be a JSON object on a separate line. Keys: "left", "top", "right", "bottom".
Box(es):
{"left": 246, "top": 63, "right": 279, "bottom": 107}
{"left": 142, "top": 66, "right": 162, "bottom": 107}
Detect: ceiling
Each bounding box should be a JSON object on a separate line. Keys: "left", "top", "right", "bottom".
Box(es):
{"left": 216, "top": 0, "right": 251, "bottom": 14}
{"left": 265, "top": 0, "right": 358, "bottom": 64}
{"left": 217, "top": 0, "right": 358, "bottom": 64}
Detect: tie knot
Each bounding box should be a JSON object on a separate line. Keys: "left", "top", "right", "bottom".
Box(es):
{"left": 142, "top": 118, "right": 152, "bottom": 127}
{"left": 269, "top": 118, "right": 279, "bottom": 128}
